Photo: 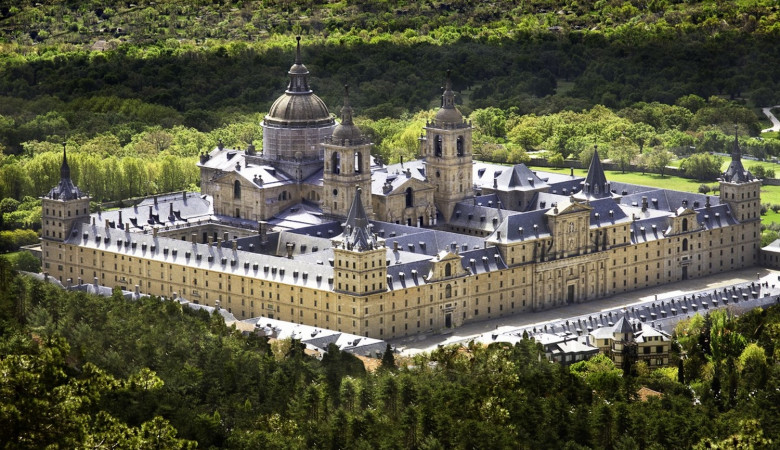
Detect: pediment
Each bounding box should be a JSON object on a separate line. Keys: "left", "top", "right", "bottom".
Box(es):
{"left": 388, "top": 177, "right": 431, "bottom": 194}
{"left": 545, "top": 199, "right": 593, "bottom": 216}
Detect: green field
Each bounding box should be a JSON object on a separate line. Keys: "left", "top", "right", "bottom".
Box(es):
{"left": 533, "top": 166, "right": 780, "bottom": 226}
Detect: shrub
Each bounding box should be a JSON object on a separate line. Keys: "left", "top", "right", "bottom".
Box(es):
{"left": 698, "top": 184, "right": 711, "bottom": 194}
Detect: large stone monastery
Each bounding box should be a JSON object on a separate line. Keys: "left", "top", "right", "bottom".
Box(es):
{"left": 41, "top": 38, "right": 761, "bottom": 339}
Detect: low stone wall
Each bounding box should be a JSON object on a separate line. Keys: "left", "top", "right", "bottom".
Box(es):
{"left": 528, "top": 158, "right": 686, "bottom": 178}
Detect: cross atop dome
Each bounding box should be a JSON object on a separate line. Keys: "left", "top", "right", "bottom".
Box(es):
{"left": 286, "top": 36, "right": 312, "bottom": 94}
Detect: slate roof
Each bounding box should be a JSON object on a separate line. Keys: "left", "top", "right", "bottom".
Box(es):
{"left": 619, "top": 189, "right": 718, "bottom": 212}
{"left": 492, "top": 164, "right": 548, "bottom": 191}
{"left": 199, "top": 147, "right": 297, "bottom": 188}
{"left": 491, "top": 209, "right": 551, "bottom": 241}
{"left": 66, "top": 222, "right": 336, "bottom": 290}
{"left": 92, "top": 192, "right": 214, "bottom": 232}
{"left": 241, "top": 316, "right": 388, "bottom": 357}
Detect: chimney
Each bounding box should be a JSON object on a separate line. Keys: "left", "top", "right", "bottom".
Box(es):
{"left": 706, "top": 196, "right": 711, "bottom": 208}
{"left": 134, "top": 285, "right": 140, "bottom": 295}
{"left": 191, "top": 233, "right": 197, "bottom": 244}
{"left": 92, "top": 217, "right": 95, "bottom": 225}
{"left": 232, "top": 241, "right": 237, "bottom": 251}
{"left": 259, "top": 221, "right": 268, "bottom": 244}
{"left": 223, "top": 232, "right": 229, "bottom": 242}
{"left": 208, "top": 235, "right": 213, "bottom": 247}
{"left": 104, "top": 219, "right": 109, "bottom": 229}
{"left": 118, "top": 211, "right": 123, "bottom": 225}
{"left": 393, "top": 241, "right": 399, "bottom": 251}
{"left": 286, "top": 242, "right": 294, "bottom": 259}
{"left": 94, "top": 277, "right": 99, "bottom": 286}
{"left": 169, "top": 202, "right": 174, "bottom": 218}
{"left": 152, "top": 227, "right": 158, "bottom": 237}
{"left": 183, "top": 191, "right": 187, "bottom": 201}
{"left": 642, "top": 196, "right": 648, "bottom": 212}
{"left": 153, "top": 195, "right": 157, "bottom": 206}
{"left": 125, "top": 223, "right": 129, "bottom": 232}
{"left": 149, "top": 205, "right": 153, "bottom": 219}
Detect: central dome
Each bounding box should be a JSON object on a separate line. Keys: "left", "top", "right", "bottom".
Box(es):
{"left": 265, "top": 93, "right": 334, "bottom": 127}
{"left": 263, "top": 37, "right": 334, "bottom": 128}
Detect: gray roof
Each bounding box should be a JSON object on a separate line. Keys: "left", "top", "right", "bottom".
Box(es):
{"left": 45, "top": 148, "right": 86, "bottom": 201}
{"left": 66, "top": 222, "right": 336, "bottom": 290}
{"left": 578, "top": 148, "right": 611, "bottom": 199}
{"left": 722, "top": 128, "right": 754, "bottom": 183}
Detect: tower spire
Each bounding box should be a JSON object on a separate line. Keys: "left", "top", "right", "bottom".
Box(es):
{"left": 60, "top": 141, "right": 71, "bottom": 181}
{"left": 732, "top": 123, "right": 741, "bottom": 162}
{"left": 340, "top": 84, "right": 353, "bottom": 126}
{"left": 442, "top": 69, "right": 455, "bottom": 109}
{"left": 341, "top": 186, "right": 376, "bottom": 251}
{"left": 722, "top": 124, "right": 754, "bottom": 183}
{"left": 580, "top": 146, "right": 610, "bottom": 199}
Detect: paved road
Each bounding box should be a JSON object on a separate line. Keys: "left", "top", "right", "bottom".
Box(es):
{"left": 761, "top": 105, "right": 780, "bottom": 133}
{"left": 390, "top": 266, "right": 780, "bottom": 355}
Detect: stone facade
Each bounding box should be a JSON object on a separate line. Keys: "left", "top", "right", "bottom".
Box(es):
{"left": 41, "top": 39, "right": 763, "bottom": 341}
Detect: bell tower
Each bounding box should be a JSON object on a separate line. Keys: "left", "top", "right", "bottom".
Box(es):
{"left": 322, "top": 86, "right": 373, "bottom": 219}
{"left": 422, "top": 70, "right": 473, "bottom": 223}
{"left": 332, "top": 187, "right": 387, "bottom": 296}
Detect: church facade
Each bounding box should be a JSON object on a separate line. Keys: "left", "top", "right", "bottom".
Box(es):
{"left": 41, "top": 39, "right": 761, "bottom": 340}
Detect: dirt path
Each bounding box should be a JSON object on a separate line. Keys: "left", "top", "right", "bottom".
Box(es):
{"left": 761, "top": 105, "right": 780, "bottom": 133}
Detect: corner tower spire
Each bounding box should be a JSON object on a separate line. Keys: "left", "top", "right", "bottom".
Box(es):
{"left": 340, "top": 187, "right": 376, "bottom": 251}
{"left": 60, "top": 141, "right": 71, "bottom": 180}
{"left": 722, "top": 124, "right": 754, "bottom": 183}
{"left": 45, "top": 142, "right": 85, "bottom": 201}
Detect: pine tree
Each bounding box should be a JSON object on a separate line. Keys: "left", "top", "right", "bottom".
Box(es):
{"left": 380, "top": 343, "right": 395, "bottom": 370}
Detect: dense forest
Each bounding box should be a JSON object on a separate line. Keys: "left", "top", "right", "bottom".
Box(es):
{"left": 2, "top": 1, "right": 780, "bottom": 206}
{"left": 1, "top": 250, "right": 779, "bottom": 448}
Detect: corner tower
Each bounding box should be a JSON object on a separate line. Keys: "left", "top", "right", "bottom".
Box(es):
{"left": 422, "top": 70, "right": 473, "bottom": 223}
{"left": 41, "top": 143, "right": 90, "bottom": 242}
{"left": 332, "top": 187, "right": 386, "bottom": 296}
{"left": 322, "top": 86, "right": 373, "bottom": 219}
{"left": 719, "top": 126, "right": 761, "bottom": 223}
{"left": 260, "top": 36, "right": 336, "bottom": 181}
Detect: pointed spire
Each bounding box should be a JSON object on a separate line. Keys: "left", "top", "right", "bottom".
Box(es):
{"left": 60, "top": 141, "right": 71, "bottom": 181}
{"left": 732, "top": 123, "right": 741, "bottom": 162}
{"left": 581, "top": 146, "right": 610, "bottom": 199}
{"left": 341, "top": 186, "right": 376, "bottom": 251}
{"left": 45, "top": 141, "right": 85, "bottom": 201}
{"left": 722, "top": 124, "right": 755, "bottom": 183}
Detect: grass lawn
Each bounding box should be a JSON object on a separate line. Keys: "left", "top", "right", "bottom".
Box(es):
{"left": 532, "top": 165, "right": 780, "bottom": 227}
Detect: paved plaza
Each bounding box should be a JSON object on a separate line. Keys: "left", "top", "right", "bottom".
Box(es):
{"left": 391, "top": 266, "right": 780, "bottom": 355}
